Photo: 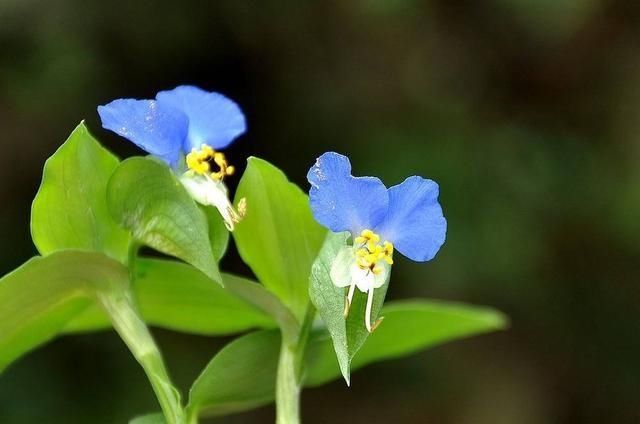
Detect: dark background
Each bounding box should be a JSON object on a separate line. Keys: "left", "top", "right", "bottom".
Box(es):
{"left": 1, "top": 1, "right": 639, "bottom": 423}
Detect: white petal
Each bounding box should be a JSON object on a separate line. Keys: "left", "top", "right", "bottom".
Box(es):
{"left": 351, "top": 265, "right": 376, "bottom": 292}
{"left": 330, "top": 247, "right": 355, "bottom": 288}
{"left": 178, "top": 173, "right": 240, "bottom": 230}
{"left": 372, "top": 262, "right": 390, "bottom": 289}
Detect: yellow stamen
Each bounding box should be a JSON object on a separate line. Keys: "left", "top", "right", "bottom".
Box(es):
{"left": 370, "top": 316, "right": 384, "bottom": 332}
{"left": 355, "top": 229, "right": 380, "bottom": 246}
{"left": 186, "top": 144, "right": 235, "bottom": 181}
{"left": 353, "top": 229, "right": 394, "bottom": 276}
{"left": 383, "top": 241, "right": 394, "bottom": 265}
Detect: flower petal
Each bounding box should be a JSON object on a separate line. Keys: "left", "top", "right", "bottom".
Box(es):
{"left": 375, "top": 176, "right": 446, "bottom": 262}
{"left": 156, "top": 85, "right": 246, "bottom": 151}
{"left": 98, "top": 99, "right": 187, "bottom": 166}
{"left": 330, "top": 246, "right": 356, "bottom": 288}
{"left": 307, "top": 152, "right": 388, "bottom": 235}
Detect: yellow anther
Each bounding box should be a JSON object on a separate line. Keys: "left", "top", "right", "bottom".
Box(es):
{"left": 364, "top": 253, "right": 378, "bottom": 265}
{"left": 186, "top": 148, "right": 210, "bottom": 175}
{"left": 353, "top": 229, "right": 394, "bottom": 271}
{"left": 355, "top": 229, "right": 380, "bottom": 246}
{"left": 383, "top": 241, "right": 394, "bottom": 265}
{"left": 186, "top": 145, "right": 235, "bottom": 181}
{"left": 370, "top": 316, "right": 384, "bottom": 332}
{"left": 213, "top": 152, "right": 226, "bottom": 166}
{"left": 356, "top": 255, "right": 371, "bottom": 269}
{"left": 201, "top": 145, "right": 214, "bottom": 157}
{"left": 237, "top": 197, "right": 247, "bottom": 218}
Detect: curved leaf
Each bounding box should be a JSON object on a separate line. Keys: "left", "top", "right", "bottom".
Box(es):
{"left": 187, "top": 330, "right": 281, "bottom": 419}
{"left": 309, "top": 231, "right": 389, "bottom": 385}
{"left": 0, "top": 251, "right": 128, "bottom": 372}
{"left": 31, "top": 122, "right": 130, "bottom": 262}
{"left": 129, "top": 413, "right": 165, "bottom": 424}
{"left": 233, "top": 157, "right": 326, "bottom": 319}
{"left": 107, "top": 157, "right": 220, "bottom": 282}
{"left": 304, "top": 299, "right": 508, "bottom": 386}
{"left": 63, "top": 259, "right": 276, "bottom": 335}
{"left": 184, "top": 300, "right": 506, "bottom": 417}
{"left": 203, "top": 205, "right": 229, "bottom": 261}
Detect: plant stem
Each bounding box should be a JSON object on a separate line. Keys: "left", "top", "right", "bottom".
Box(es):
{"left": 275, "top": 303, "right": 316, "bottom": 424}
{"left": 98, "top": 287, "right": 185, "bottom": 424}
{"left": 294, "top": 305, "right": 316, "bottom": 381}
{"left": 276, "top": 341, "right": 300, "bottom": 424}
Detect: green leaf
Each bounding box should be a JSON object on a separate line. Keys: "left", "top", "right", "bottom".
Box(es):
{"left": 222, "top": 273, "right": 300, "bottom": 343}
{"left": 107, "top": 157, "right": 220, "bottom": 282}
{"left": 183, "top": 300, "right": 506, "bottom": 418}
{"left": 31, "top": 121, "right": 130, "bottom": 262}
{"left": 304, "top": 299, "right": 508, "bottom": 386}
{"left": 308, "top": 231, "right": 389, "bottom": 385}
{"left": 187, "top": 330, "right": 281, "bottom": 419}
{"left": 129, "top": 413, "right": 166, "bottom": 424}
{"left": 233, "top": 157, "right": 326, "bottom": 319}
{"left": 203, "top": 206, "right": 229, "bottom": 261}
{"left": 0, "top": 250, "right": 129, "bottom": 372}
{"left": 63, "top": 259, "right": 276, "bottom": 335}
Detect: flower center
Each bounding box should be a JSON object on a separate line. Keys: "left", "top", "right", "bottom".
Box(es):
{"left": 186, "top": 144, "right": 235, "bottom": 181}
{"left": 354, "top": 229, "right": 394, "bottom": 275}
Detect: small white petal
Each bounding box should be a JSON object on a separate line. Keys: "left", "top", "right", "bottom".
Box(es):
{"left": 330, "top": 247, "right": 356, "bottom": 288}
{"left": 179, "top": 173, "right": 241, "bottom": 230}
{"left": 351, "top": 262, "right": 390, "bottom": 292}
{"left": 351, "top": 265, "right": 376, "bottom": 293}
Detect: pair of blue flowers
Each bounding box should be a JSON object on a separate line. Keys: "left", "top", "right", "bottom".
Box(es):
{"left": 99, "top": 85, "right": 446, "bottom": 331}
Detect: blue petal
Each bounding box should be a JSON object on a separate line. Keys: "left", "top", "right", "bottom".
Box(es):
{"left": 307, "top": 152, "right": 388, "bottom": 235}
{"left": 98, "top": 99, "right": 188, "bottom": 166}
{"left": 375, "top": 176, "right": 446, "bottom": 262}
{"left": 155, "top": 85, "right": 246, "bottom": 151}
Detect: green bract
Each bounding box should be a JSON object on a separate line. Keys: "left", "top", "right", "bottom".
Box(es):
{"left": 309, "top": 231, "right": 390, "bottom": 385}
{"left": 107, "top": 156, "right": 222, "bottom": 283}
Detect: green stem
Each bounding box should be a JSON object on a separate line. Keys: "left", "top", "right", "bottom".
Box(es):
{"left": 127, "top": 241, "right": 141, "bottom": 280}
{"left": 275, "top": 303, "right": 316, "bottom": 424}
{"left": 276, "top": 341, "right": 300, "bottom": 424}
{"left": 294, "top": 305, "right": 316, "bottom": 382}
{"left": 98, "top": 288, "right": 185, "bottom": 424}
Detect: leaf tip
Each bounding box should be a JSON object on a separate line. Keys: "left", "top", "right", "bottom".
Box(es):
{"left": 490, "top": 310, "right": 510, "bottom": 330}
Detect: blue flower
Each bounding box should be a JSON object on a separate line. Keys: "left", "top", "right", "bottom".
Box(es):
{"left": 307, "top": 151, "right": 447, "bottom": 331}
{"left": 98, "top": 85, "right": 247, "bottom": 230}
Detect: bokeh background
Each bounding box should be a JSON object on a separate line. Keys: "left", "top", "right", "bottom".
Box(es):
{"left": 1, "top": 1, "right": 639, "bottom": 423}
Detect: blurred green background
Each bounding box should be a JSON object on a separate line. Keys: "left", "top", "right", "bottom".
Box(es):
{"left": 1, "top": 1, "right": 639, "bottom": 423}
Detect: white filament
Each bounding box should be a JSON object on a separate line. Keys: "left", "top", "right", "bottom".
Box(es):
{"left": 365, "top": 287, "right": 375, "bottom": 332}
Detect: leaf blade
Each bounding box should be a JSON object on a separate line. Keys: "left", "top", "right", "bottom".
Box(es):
{"left": 0, "top": 251, "right": 129, "bottom": 372}
{"left": 308, "top": 231, "right": 389, "bottom": 385}
{"left": 129, "top": 413, "right": 166, "bottom": 424}
{"left": 187, "top": 330, "right": 281, "bottom": 419}
{"left": 233, "top": 157, "right": 326, "bottom": 318}
{"left": 107, "top": 157, "right": 220, "bottom": 282}
{"left": 304, "top": 299, "right": 508, "bottom": 386}
{"left": 63, "top": 259, "right": 276, "bottom": 335}
{"left": 31, "top": 121, "right": 130, "bottom": 262}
